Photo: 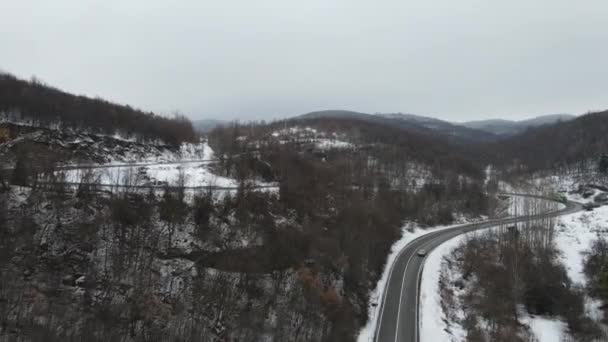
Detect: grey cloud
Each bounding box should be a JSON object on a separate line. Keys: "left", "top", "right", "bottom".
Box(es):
{"left": 2, "top": 0, "right": 607, "bottom": 121}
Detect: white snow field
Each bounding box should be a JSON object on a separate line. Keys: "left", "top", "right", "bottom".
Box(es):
{"left": 61, "top": 142, "right": 276, "bottom": 189}
{"left": 64, "top": 161, "right": 240, "bottom": 188}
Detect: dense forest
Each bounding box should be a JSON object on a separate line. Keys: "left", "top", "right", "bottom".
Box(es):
{"left": 209, "top": 116, "right": 487, "bottom": 180}
{"left": 0, "top": 73, "right": 197, "bottom": 145}
{"left": 494, "top": 110, "right": 608, "bottom": 172}
{"left": 290, "top": 110, "right": 608, "bottom": 177}
{"left": 200, "top": 120, "right": 494, "bottom": 339}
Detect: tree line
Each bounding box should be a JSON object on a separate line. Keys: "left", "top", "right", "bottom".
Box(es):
{"left": 493, "top": 110, "right": 608, "bottom": 173}
{"left": 0, "top": 73, "right": 197, "bottom": 145}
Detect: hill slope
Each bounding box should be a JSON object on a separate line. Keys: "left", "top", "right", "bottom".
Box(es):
{"left": 297, "top": 110, "right": 497, "bottom": 143}
{"left": 276, "top": 111, "right": 487, "bottom": 179}
{"left": 0, "top": 73, "right": 196, "bottom": 145}
{"left": 496, "top": 110, "right": 608, "bottom": 170}
{"left": 462, "top": 114, "right": 575, "bottom": 136}
{"left": 381, "top": 113, "right": 498, "bottom": 143}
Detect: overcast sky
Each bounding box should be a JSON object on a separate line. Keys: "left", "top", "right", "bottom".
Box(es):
{"left": 2, "top": 1, "right": 607, "bottom": 122}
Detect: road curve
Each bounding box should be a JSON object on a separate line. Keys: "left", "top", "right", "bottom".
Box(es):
{"left": 374, "top": 194, "right": 582, "bottom": 342}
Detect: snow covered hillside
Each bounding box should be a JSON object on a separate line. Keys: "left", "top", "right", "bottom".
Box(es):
{"left": 60, "top": 142, "right": 268, "bottom": 189}
{"left": 1, "top": 122, "right": 278, "bottom": 190}
{"left": 0, "top": 122, "right": 206, "bottom": 166}
{"left": 269, "top": 126, "right": 354, "bottom": 150}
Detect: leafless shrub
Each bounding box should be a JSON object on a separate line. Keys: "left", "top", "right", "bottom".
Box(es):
{"left": 452, "top": 218, "right": 603, "bottom": 340}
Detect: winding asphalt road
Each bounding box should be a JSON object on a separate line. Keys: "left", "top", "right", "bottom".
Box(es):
{"left": 374, "top": 194, "right": 583, "bottom": 342}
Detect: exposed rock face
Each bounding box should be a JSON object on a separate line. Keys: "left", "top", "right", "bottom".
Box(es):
{"left": 0, "top": 122, "right": 207, "bottom": 168}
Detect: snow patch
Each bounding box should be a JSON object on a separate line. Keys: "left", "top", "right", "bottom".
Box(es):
{"left": 520, "top": 314, "right": 568, "bottom": 342}
{"left": 270, "top": 125, "right": 355, "bottom": 150}
{"left": 61, "top": 142, "right": 275, "bottom": 190}
{"left": 314, "top": 139, "right": 352, "bottom": 150}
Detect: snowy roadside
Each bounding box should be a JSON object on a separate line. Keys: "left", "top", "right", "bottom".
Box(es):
{"left": 356, "top": 219, "right": 483, "bottom": 342}
{"left": 418, "top": 227, "right": 575, "bottom": 342}
{"left": 417, "top": 184, "right": 608, "bottom": 341}
{"left": 418, "top": 227, "right": 574, "bottom": 342}
{"left": 356, "top": 192, "right": 518, "bottom": 342}
{"left": 419, "top": 233, "right": 468, "bottom": 342}
{"left": 418, "top": 193, "right": 573, "bottom": 342}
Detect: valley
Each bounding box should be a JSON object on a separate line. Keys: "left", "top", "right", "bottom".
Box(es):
{"left": 1, "top": 74, "right": 608, "bottom": 342}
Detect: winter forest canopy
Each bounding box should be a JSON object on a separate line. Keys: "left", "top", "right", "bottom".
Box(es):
{"left": 0, "top": 73, "right": 197, "bottom": 145}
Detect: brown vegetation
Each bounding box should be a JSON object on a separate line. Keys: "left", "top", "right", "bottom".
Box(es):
{"left": 446, "top": 217, "right": 603, "bottom": 341}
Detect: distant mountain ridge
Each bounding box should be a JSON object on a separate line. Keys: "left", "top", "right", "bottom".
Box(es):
{"left": 380, "top": 112, "right": 498, "bottom": 143}
{"left": 296, "top": 110, "right": 431, "bottom": 134}
{"left": 462, "top": 114, "right": 576, "bottom": 136}
{"left": 193, "top": 119, "right": 227, "bottom": 133}
{"left": 496, "top": 110, "right": 608, "bottom": 170}
{"left": 198, "top": 110, "right": 577, "bottom": 143}
{"left": 295, "top": 110, "right": 498, "bottom": 143}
